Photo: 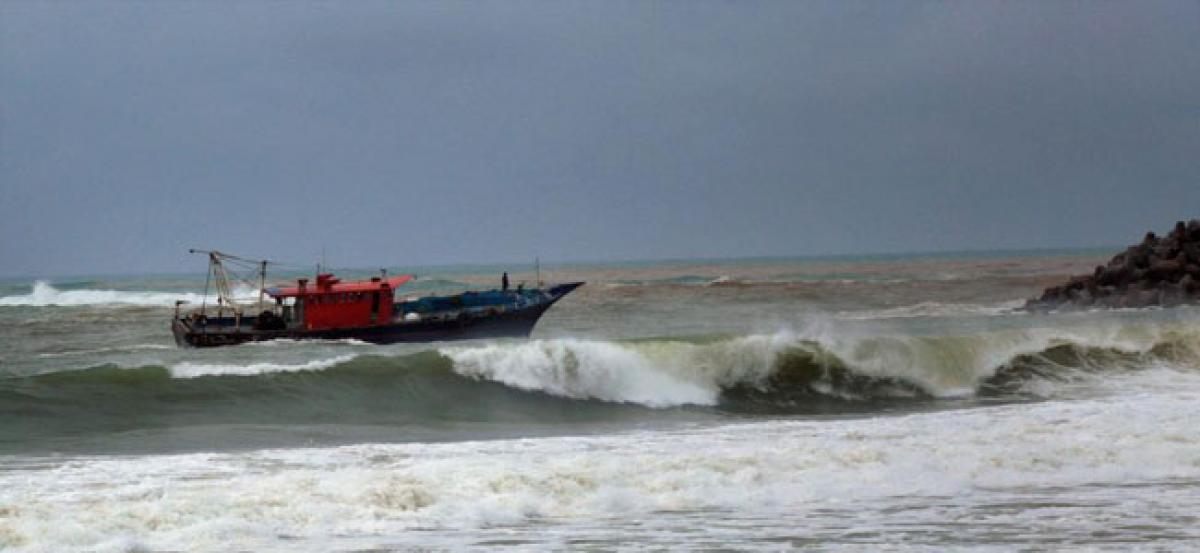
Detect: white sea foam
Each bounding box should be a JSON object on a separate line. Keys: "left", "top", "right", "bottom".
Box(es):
{"left": 2, "top": 375, "right": 1198, "bottom": 551}
{"left": 169, "top": 355, "right": 359, "bottom": 378}
{"left": 0, "top": 281, "right": 258, "bottom": 308}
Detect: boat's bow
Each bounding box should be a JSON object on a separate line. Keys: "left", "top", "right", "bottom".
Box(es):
{"left": 547, "top": 281, "right": 583, "bottom": 295}
{"left": 546, "top": 281, "right": 585, "bottom": 301}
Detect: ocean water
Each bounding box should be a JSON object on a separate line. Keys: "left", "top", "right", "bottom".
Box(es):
{"left": 1, "top": 251, "right": 1199, "bottom": 551}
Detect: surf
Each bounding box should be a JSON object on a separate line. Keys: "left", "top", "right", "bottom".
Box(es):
{"left": 5, "top": 385, "right": 1199, "bottom": 552}
{"left": 4, "top": 315, "right": 1198, "bottom": 450}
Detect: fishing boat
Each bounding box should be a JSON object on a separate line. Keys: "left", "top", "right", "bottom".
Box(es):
{"left": 171, "top": 250, "right": 583, "bottom": 347}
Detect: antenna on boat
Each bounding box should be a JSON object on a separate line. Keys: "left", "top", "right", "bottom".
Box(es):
{"left": 536, "top": 256, "right": 542, "bottom": 288}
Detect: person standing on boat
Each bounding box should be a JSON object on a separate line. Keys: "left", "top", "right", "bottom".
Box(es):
{"left": 502, "top": 272, "right": 509, "bottom": 292}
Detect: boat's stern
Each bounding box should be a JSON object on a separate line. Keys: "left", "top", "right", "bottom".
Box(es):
{"left": 171, "top": 317, "right": 194, "bottom": 347}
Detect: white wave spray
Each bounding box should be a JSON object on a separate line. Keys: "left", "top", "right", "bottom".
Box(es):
{"left": 441, "top": 333, "right": 798, "bottom": 407}
{"left": 0, "top": 281, "right": 258, "bottom": 307}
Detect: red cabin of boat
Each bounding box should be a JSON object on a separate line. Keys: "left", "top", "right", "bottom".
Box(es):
{"left": 266, "top": 273, "right": 412, "bottom": 330}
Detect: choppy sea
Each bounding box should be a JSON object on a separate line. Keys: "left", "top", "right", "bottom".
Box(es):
{"left": 1, "top": 251, "right": 1198, "bottom": 551}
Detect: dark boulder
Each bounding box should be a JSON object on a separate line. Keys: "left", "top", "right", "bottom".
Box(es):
{"left": 1182, "top": 274, "right": 1198, "bottom": 295}
{"left": 1148, "top": 259, "right": 1183, "bottom": 282}
{"left": 1025, "top": 219, "right": 1200, "bottom": 311}
{"left": 1096, "top": 264, "right": 1129, "bottom": 287}
{"left": 1183, "top": 243, "right": 1200, "bottom": 264}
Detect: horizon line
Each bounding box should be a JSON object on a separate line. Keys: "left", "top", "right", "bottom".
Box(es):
{"left": 0, "top": 244, "right": 1120, "bottom": 282}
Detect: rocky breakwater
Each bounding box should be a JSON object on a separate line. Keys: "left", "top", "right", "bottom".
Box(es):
{"left": 1026, "top": 220, "right": 1200, "bottom": 311}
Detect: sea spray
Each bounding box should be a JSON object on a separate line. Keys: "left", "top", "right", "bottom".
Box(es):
{"left": 442, "top": 339, "right": 718, "bottom": 406}
{"left": 440, "top": 333, "right": 805, "bottom": 406}
{"left": 0, "top": 281, "right": 259, "bottom": 308}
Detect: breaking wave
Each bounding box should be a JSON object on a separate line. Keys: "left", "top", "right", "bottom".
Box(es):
{"left": 0, "top": 281, "right": 258, "bottom": 308}
{"left": 4, "top": 319, "right": 1198, "bottom": 435}
{"left": 443, "top": 324, "right": 1200, "bottom": 405}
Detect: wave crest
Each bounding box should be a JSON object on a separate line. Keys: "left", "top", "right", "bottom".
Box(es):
{"left": 0, "top": 281, "right": 257, "bottom": 307}
{"left": 170, "top": 355, "right": 360, "bottom": 378}
{"left": 9, "top": 321, "right": 1199, "bottom": 412}
{"left": 442, "top": 335, "right": 796, "bottom": 407}
{"left": 440, "top": 323, "right": 1200, "bottom": 406}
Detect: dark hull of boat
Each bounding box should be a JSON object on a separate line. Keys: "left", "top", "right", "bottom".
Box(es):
{"left": 173, "top": 282, "right": 582, "bottom": 348}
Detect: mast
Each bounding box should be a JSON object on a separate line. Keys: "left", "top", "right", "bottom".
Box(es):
{"left": 189, "top": 249, "right": 269, "bottom": 316}
{"left": 200, "top": 256, "right": 211, "bottom": 317}
{"left": 210, "top": 252, "right": 235, "bottom": 313}
{"left": 258, "top": 260, "right": 267, "bottom": 312}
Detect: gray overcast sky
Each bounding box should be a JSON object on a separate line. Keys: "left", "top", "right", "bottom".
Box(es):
{"left": 1, "top": 1, "right": 1198, "bottom": 277}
